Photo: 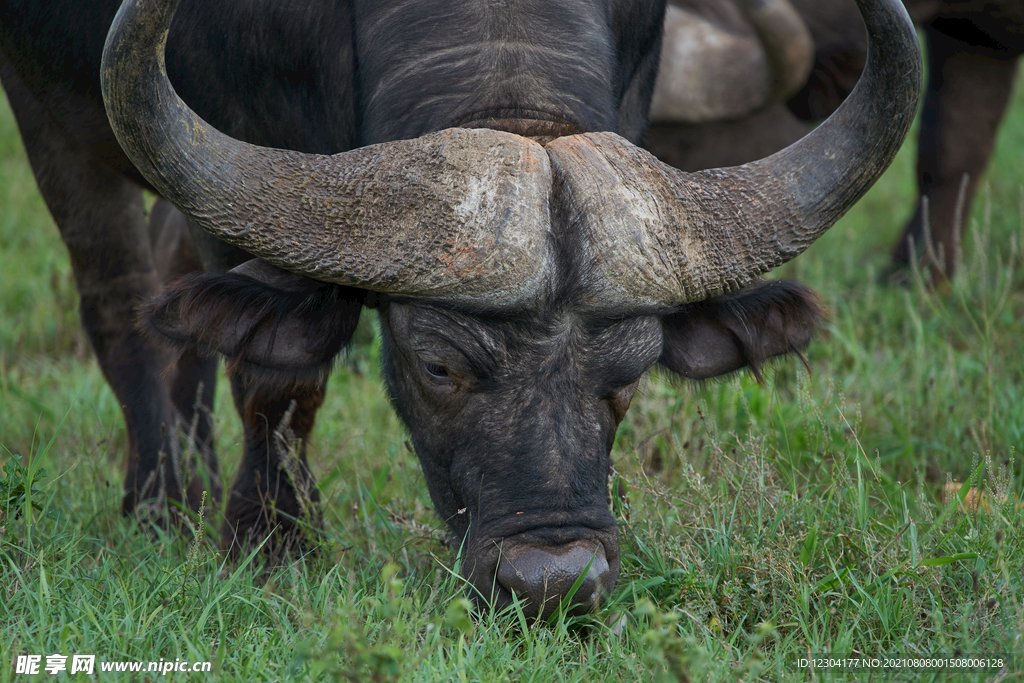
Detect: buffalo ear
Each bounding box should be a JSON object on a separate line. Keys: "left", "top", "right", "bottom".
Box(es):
{"left": 142, "top": 267, "right": 364, "bottom": 383}
{"left": 659, "top": 280, "right": 822, "bottom": 381}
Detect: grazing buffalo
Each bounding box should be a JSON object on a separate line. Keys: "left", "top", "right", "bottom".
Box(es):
{"left": 646, "top": 0, "right": 1024, "bottom": 279}
{"left": 1, "top": 0, "right": 920, "bottom": 618}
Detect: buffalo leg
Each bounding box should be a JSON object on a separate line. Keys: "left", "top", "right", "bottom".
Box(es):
{"left": 178, "top": 208, "right": 326, "bottom": 558}
{"left": 221, "top": 371, "right": 326, "bottom": 559}
{"left": 0, "top": 59, "right": 210, "bottom": 517}
{"left": 892, "top": 25, "right": 1019, "bottom": 277}
{"left": 148, "top": 200, "right": 222, "bottom": 503}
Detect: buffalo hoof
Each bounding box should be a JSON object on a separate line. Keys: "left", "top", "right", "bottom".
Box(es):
{"left": 220, "top": 480, "right": 323, "bottom": 562}
{"left": 122, "top": 467, "right": 218, "bottom": 527}
{"left": 220, "top": 511, "right": 324, "bottom": 563}
{"left": 880, "top": 258, "right": 952, "bottom": 292}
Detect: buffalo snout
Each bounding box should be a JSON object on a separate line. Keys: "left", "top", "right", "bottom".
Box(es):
{"left": 497, "top": 541, "right": 612, "bottom": 620}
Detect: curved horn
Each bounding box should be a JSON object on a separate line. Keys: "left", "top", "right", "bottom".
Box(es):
{"left": 100, "top": 0, "right": 552, "bottom": 306}
{"left": 648, "top": 0, "right": 813, "bottom": 124}
{"left": 549, "top": 0, "right": 921, "bottom": 306}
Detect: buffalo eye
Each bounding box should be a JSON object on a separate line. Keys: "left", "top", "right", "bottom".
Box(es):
{"left": 422, "top": 361, "right": 451, "bottom": 382}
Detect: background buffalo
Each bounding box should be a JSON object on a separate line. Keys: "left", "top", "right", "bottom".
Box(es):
{"left": 647, "top": 0, "right": 1024, "bottom": 280}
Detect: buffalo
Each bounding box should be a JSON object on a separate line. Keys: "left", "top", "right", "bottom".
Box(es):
{"left": 1, "top": 0, "right": 920, "bottom": 618}
{"left": 646, "top": 0, "right": 1024, "bottom": 279}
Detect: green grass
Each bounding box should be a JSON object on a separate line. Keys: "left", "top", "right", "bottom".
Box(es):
{"left": 2, "top": 71, "right": 1023, "bottom": 682}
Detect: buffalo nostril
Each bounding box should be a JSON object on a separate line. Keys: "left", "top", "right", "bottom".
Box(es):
{"left": 497, "top": 544, "right": 610, "bottom": 618}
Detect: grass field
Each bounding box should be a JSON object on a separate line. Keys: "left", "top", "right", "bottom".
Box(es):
{"left": 2, "top": 69, "right": 1023, "bottom": 681}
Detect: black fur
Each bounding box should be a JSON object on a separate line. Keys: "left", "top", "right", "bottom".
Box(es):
{"left": 3, "top": 0, "right": 827, "bottom": 612}
{"left": 143, "top": 272, "right": 363, "bottom": 387}
{"left": 659, "top": 280, "right": 822, "bottom": 382}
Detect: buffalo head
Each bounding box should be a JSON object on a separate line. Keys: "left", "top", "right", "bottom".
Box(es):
{"left": 101, "top": 0, "right": 920, "bottom": 618}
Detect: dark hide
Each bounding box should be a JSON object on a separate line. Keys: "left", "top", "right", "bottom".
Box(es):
{"left": 0, "top": 0, "right": 664, "bottom": 540}
{"left": 0, "top": 0, "right": 357, "bottom": 523}
{"left": 349, "top": 0, "right": 664, "bottom": 144}
{"left": 2, "top": 0, "right": 821, "bottom": 615}
{"left": 644, "top": 102, "right": 809, "bottom": 172}
{"left": 644, "top": 0, "right": 1024, "bottom": 279}
{"left": 221, "top": 368, "right": 329, "bottom": 559}
{"left": 146, "top": 269, "right": 821, "bottom": 608}
{"left": 142, "top": 269, "right": 363, "bottom": 552}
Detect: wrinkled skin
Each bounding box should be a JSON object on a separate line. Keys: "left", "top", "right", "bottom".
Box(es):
{"left": 0, "top": 0, "right": 671, "bottom": 611}
{"left": 152, "top": 264, "right": 821, "bottom": 612}
{"left": 645, "top": 0, "right": 1024, "bottom": 279}
{"left": 145, "top": 236, "right": 821, "bottom": 615}
{"left": 2, "top": 0, "right": 914, "bottom": 620}
{"left": 379, "top": 302, "right": 658, "bottom": 609}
